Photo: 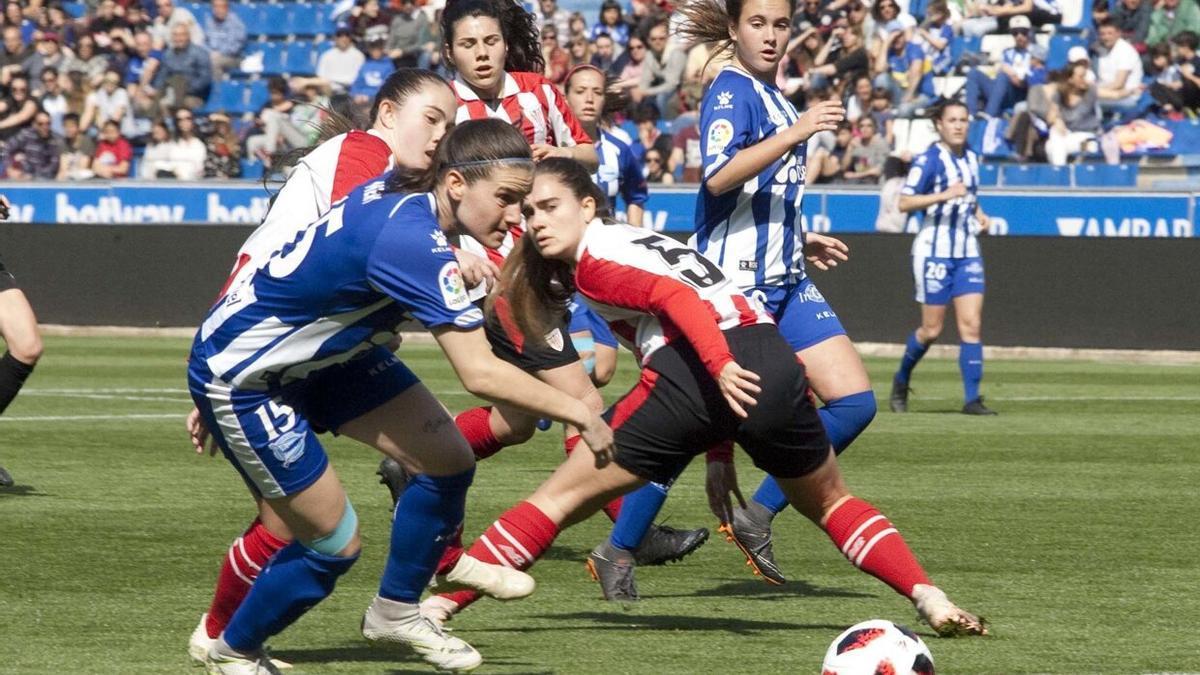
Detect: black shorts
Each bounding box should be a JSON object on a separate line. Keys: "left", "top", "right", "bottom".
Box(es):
{"left": 485, "top": 296, "right": 579, "bottom": 372}
{"left": 607, "top": 324, "right": 830, "bottom": 485}
{"left": 0, "top": 255, "right": 16, "bottom": 292}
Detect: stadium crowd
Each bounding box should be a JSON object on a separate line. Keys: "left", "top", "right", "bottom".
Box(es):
{"left": 0, "top": 0, "right": 1196, "bottom": 182}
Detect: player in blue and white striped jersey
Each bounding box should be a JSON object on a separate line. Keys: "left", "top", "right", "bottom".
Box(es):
{"left": 186, "top": 120, "right": 614, "bottom": 673}
{"left": 890, "top": 100, "right": 996, "bottom": 416}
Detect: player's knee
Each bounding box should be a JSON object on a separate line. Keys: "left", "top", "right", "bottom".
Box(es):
{"left": 958, "top": 318, "right": 982, "bottom": 341}
{"left": 8, "top": 333, "right": 42, "bottom": 366}
{"left": 591, "top": 360, "right": 615, "bottom": 388}
{"left": 496, "top": 421, "right": 535, "bottom": 446}
{"left": 830, "top": 390, "right": 877, "bottom": 436}
{"left": 307, "top": 498, "right": 361, "bottom": 558}
{"left": 918, "top": 321, "right": 943, "bottom": 342}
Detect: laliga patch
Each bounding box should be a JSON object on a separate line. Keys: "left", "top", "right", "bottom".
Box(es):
{"left": 438, "top": 262, "right": 471, "bottom": 310}
{"left": 269, "top": 429, "right": 307, "bottom": 469}
{"left": 544, "top": 328, "right": 565, "bottom": 352}
{"left": 706, "top": 119, "right": 734, "bottom": 156}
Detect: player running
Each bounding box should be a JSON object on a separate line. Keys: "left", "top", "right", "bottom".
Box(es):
{"left": 889, "top": 101, "right": 997, "bottom": 416}
{"left": 0, "top": 194, "right": 43, "bottom": 489}
{"left": 587, "top": 0, "right": 878, "bottom": 597}
{"left": 188, "top": 120, "right": 614, "bottom": 674}
{"left": 422, "top": 157, "right": 987, "bottom": 640}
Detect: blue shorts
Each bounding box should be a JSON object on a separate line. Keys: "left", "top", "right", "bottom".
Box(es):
{"left": 188, "top": 345, "right": 420, "bottom": 499}
{"left": 747, "top": 277, "right": 846, "bottom": 352}
{"left": 567, "top": 294, "right": 618, "bottom": 348}
{"left": 911, "top": 255, "right": 985, "bottom": 305}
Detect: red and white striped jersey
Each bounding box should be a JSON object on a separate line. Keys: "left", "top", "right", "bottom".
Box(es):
{"left": 218, "top": 130, "right": 393, "bottom": 297}
{"left": 450, "top": 71, "right": 591, "bottom": 148}
{"left": 573, "top": 221, "right": 774, "bottom": 380}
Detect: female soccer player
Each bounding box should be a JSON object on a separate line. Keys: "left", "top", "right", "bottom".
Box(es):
{"left": 189, "top": 121, "right": 615, "bottom": 674}
{"left": 187, "top": 69, "right": 522, "bottom": 667}
{"left": 889, "top": 100, "right": 996, "bottom": 416}
{"left": 424, "top": 158, "right": 987, "bottom": 639}
{"left": 0, "top": 194, "right": 42, "bottom": 489}
{"left": 588, "top": 0, "right": 880, "bottom": 592}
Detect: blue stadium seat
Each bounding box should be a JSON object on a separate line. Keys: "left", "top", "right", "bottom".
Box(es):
{"left": 235, "top": 3, "right": 265, "bottom": 36}
{"left": 1073, "top": 163, "right": 1138, "bottom": 187}
{"left": 309, "top": 3, "right": 338, "bottom": 35}
{"left": 180, "top": 1, "right": 211, "bottom": 25}
{"left": 241, "top": 159, "right": 265, "bottom": 180}
{"left": 283, "top": 42, "right": 318, "bottom": 76}
{"left": 979, "top": 163, "right": 999, "bottom": 187}
{"left": 1001, "top": 164, "right": 1071, "bottom": 187}
{"left": 256, "top": 42, "right": 288, "bottom": 76}
{"left": 258, "top": 4, "right": 291, "bottom": 38}
{"left": 285, "top": 4, "right": 331, "bottom": 38}
{"left": 246, "top": 79, "right": 271, "bottom": 112}
{"left": 950, "top": 36, "right": 981, "bottom": 66}
{"left": 1047, "top": 33, "right": 1087, "bottom": 70}
{"left": 200, "top": 80, "right": 242, "bottom": 114}
{"left": 61, "top": 1, "right": 86, "bottom": 18}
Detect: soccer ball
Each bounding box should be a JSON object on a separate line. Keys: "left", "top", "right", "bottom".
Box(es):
{"left": 821, "top": 619, "right": 935, "bottom": 675}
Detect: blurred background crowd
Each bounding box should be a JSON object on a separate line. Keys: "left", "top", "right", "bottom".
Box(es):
{"left": 0, "top": 0, "right": 1196, "bottom": 183}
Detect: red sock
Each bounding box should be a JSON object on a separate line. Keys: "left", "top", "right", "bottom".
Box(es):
{"left": 564, "top": 435, "right": 623, "bottom": 522}
{"left": 456, "top": 406, "right": 504, "bottom": 460}
{"left": 437, "top": 501, "right": 559, "bottom": 610}
{"left": 204, "top": 518, "right": 288, "bottom": 638}
{"left": 823, "top": 497, "right": 931, "bottom": 598}
{"left": 434, "top": 523, "right": 465, "bottom": 576}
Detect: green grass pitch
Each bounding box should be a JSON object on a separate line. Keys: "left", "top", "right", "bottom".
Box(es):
{"left": 0, "top": 336, "right": 1197, "bottom": 674}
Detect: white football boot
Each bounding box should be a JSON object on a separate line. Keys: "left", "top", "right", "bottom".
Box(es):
{"left": 431, "top": 554, "right": 535, "bottom": 600}
{"left": 912, "top": 585, "right": 989, "bottom": 636}
{"left": 204, "top": 637, "right": 283, "bottom": 675}
{"left": 190, "top": 614, "right": 292, "bottom": 669}
{"left": 362, "top": 596, "right": 481, "bottom": 672}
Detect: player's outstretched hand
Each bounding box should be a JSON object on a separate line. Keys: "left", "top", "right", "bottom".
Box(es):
{"left": 705, "top": 459, "right": 746, "bottom": 525}
{"left": 803, "top": 232, "right": 850, "bottom": 271}
{"left": 186, "top": 407, "right": 218, "bottom": 456}
{"left": 976, "top": 211, "right": 991, "bottom": 234}
{"left": 943, "top": 182, "right": 968, "bottom": 201}
{"left": 718, "top": 361, "right": 761, "bottom": 418}
{"left": 792, "top": 100, "right": 845, "bottom": 144}
{"left": 454, "top": 249, "right": 501, "bottom": 291}
{"left": 579, "top": 413, "right": 616, "bottom": 468}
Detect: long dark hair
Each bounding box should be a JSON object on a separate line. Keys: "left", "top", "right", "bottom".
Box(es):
{"left": 677, "top": 0, "right": 798, "bottom": 66}
{"left": 385, "top": 117, "right": 533, "bottom": 195}
{"left": 442, "top": 0, "right": 544, "bottom": 74}
{"left": 497, "top": 157, "right": 608, "bottom": 341}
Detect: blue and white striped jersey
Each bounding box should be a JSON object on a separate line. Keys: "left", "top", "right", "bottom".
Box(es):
{"left": 903, "top": 142, "right": 982, "bottom": 259}
{"left": 595, "top": 129, "right": 648, "bottom": 215}
{"left": 192, "top": 177, "right": 484, "bottom": 391}
{"left": 1001, "top": 46, "right": 1033, "bottom": 82}
{"left": 692, "top": 66, "right": 807, "bottom": 289}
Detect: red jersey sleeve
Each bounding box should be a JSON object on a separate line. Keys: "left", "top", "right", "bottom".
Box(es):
{"left": 330, "top": 131, "right": 391, "bottom": 202}
{"left": 575, "top": 254, "right": 735, "bottom": 381}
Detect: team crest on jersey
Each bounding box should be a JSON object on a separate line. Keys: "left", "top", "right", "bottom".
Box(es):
{"left": 544, "top": 328, "right": 564, "bottom": 351}
{"left": 801, "top": 284, "right": 826, "bottom": 304}
{"left": 707, "top": 119, "right": 734, "bottom": 156}
{"left": 268, "top": 429, "right": 307, "bottom": 468}
{"left": 438, "top": 262, "right": 471, "bottom": 310}
{"left": 714, "top": 90, "right": 734, "bottom": 110}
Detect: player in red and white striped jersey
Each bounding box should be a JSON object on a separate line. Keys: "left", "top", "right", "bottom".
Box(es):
{"left": 423, "top": 158, "right": 988, "bottom": 638}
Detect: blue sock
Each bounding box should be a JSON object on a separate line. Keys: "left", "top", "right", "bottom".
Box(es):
{"left": 609, "top": 481, "right": 670, "bottom": 550}
{"left": 959, "top": 341, "right": 984, "bottom": 403}
{"left": 895, "top": 331, "right": 931, "bottom": 385}
{"left": 379, "top": 468, "right": 474, "bottom": 603}
{"left": 751, "top": 391, "right": 878, "bottom": 515}
{"left": 223, "top": 542, "right": 359, "bottom": 652}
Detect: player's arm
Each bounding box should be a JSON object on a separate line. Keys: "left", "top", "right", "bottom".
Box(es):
{"left": 899, "top": 187, "right": 963, "bottom": 212}
{"left": 622, "top": 147, "right": 649, "bottom": 227}
{"left": 898, "top": 155, "right": 963, "bottom": 212}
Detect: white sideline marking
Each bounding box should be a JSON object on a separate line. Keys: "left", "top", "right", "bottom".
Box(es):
{"left": 0, "top": 413, "right": 182, "bottom": 422}
{"left": 21, "top": 391, "right": 191, "bottom": 402}
{"left": 909, "top": 395, "right": 1200, "bottom": 402}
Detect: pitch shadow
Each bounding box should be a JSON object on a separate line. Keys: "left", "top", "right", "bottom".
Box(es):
{"left": 505, "top": 611, "right": 845, "bottom": 635}
{"left": 643, "top": 578, "right": 875, "bottom": 601}
{"left": 0, "top": 484, "right": 48, "bottom": 498}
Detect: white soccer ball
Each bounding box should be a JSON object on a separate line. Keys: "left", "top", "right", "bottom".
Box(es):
{"left": 821, "top": 619, "right": 935, "bottom": 675}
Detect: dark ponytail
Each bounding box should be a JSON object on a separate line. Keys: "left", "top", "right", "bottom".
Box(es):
{"left": 385, "top": 117, "right": 533, "bottom": 194}
{"left": 495, "top": 157, "right": 608, "bottom": 342}
{"left": 442, "top": 0, "right": 544, "bottom": 74}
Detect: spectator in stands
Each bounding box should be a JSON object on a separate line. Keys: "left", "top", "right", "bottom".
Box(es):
{"left": 139, "top": 118, "right": 174, "bottom": 177}
{"left": 0, "top": 27, "right": 32, "bottom": 85}
{"left": 568, "top": 35, "right": 592, "bottom": 69}
{"left": 793, "top": 0, "right": 827, "bottom": 34}
{"left": 38, "top": 68, "right": 67, "bottom": 134}
{"left": 613, "top": 33, "right": 648, "bottom": 95}
{"left": 669, "top": 117, "right": 702, "bottom": 182}
{"left": 631, "top": 100, "right": 672, "bottom": 163}
{"left": 45, "top": 5, "right": 81, "bottom": 47}
{"left": 1067, "top": 44, "right": 1097, "bottom": 82}
{"left": 87, "top": 0, "right": 130, "bottom": 50}
{"left": 126, "top": 30, "right": 161, "bottom": 93}
{"left": 870, "top": 0, "right": 915, "bottom": 48}
{"left": 300, "top": 27, "right": 364, "bottom": 95}
{"left": 541, "top": 23, "right": 570, "bottom": 83}
{"left": 203, "top": 112, "right": 241, "bottom": 179}
{"left": 591, "top": 33, "right": 618, "bottom": 73}
{"left": 537, "top": 0, "right": 571, "bottom": 47}
{"left": 57, "top": 112, "right": 95, "bottom": 180}
{"left": 150, "top": 0, "right": 202, "bottom": 50}
{"left": 2, "top": 110, "right": 60, "bottom": 178}
{"left": 568, "top": 12, "right": 588, "bottom": 39}
{"left": 124, "top": 4, "right": 152, "bottom": 36}
{"left": 1097, "top": 0, "right": 1153, "bottom": 52}
{"left": 21, "top": 32, "right": 67, "bottom": 86}
{"left": 350, "top": 37, "right": 391, "bottom": 108}
{"left": 105, "top": 34, "right": 132, "bottom": 79}
{"left": 168, "top": 107, "right": 205, "bottom": 179}
{"left": 916, "top": 2, "right": 954, "bottom": 77}
{"left": 963, "top": 0, "right": 1062, "bottom": 36}
{"left": 808, "top": 121, "right": 854, "bottom": 183}
{"left": 387, "top": 0, "right": 434, "bottom": 69}
{"left": 350, "top": 0, "right": 391, "bottom": 46}
{"left": 65, "top": 35, "right": 109, "bottom": 89}
{"left": 1030, "top": 62, "right": 1105, "bottom": 165}
{"left": 82, "top": 69, "right": 133, "bottom": 137}
{"left": 874, "top": 28, "right": 934, "bottom": 117}
{"left": 246, "top": 77, "right": 311, "bottom": 165}
{"left": 684, "top": 37, "right": 731, "bottom": 97}
{"left": 964, "top": 15, "right": 1036, "bottom": 119}
{"left": 1095, "top": 18, "right": 1145, "bottom": 114}
{"left": 875, "top": 156, "right": 910, "bottom": 232}
{"left": 643, "top": 147, "right": 673, "bottom": 183}
{"left": 1148, "top": 0, "right": 1200, "bottom": 47}
{"left": 870, "top": 85, "right": 896, "bottom": 144}
{"left": 842, "top": 115, "right": 890, "bottom": 183}
{"left": 845, "top": 73, "right": 875, "bottom": 123}
{"left": 91, "top": 118, "right": 131, "bottom": 178}
{"left": 634, "top": 19, "right": 687, "bottom": 116}
{"left": 807, "top": 25, "right": 868, "bottom": 92}
{"left": 153, "top": 21, "right": 212, "bottom": 109}
{"left": 204, "top": 0, "right": 247, "bottom": 78}
{"left": 2, "top": 2, "right": 35, "bottom": 46}
{"left": 0, "top": 74, "right": 36, "bottom": 140}
{"left": 591, "top": 1, "right": 630, "bottom": 47}
{"left": 1151, "top": 31, "right": 1200, "bottom": 114}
